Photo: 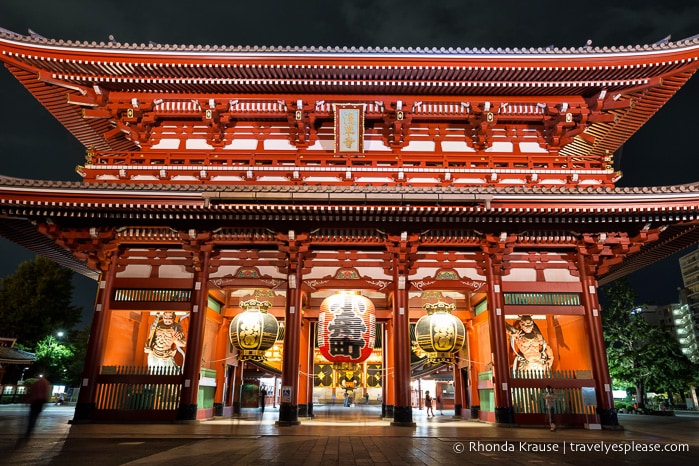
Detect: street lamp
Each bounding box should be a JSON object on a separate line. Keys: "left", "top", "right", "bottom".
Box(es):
{"left": 46, "top": 331, "right": 65, "bottom": 382}
{"left": 48, "top": 331, "right": 64, "bottom": 347}
{"left": 19, "top": 366, "right": 29, "bottom": 384}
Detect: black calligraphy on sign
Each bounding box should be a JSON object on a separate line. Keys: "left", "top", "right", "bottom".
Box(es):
{"left": 318, "top": 292, "right": 376, "bottom": 363}
{"left": 327, "top": 298, "right": 367, "bottom": 360}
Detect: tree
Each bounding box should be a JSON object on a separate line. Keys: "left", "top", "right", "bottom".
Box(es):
{"left": 601, "top": 279, "right": 681, "bottom": 410}
{"left": 34, "top": 334, "right": 74, "bottom": 383}
{"left": 646, "top": 337, "right": 699, "bottom": 406}
{"left": 63, "top": 327, "right": 89, "bottom": 387}
{"left": 0, "top": 256, "right": 83, "bottom": 348}
{"left": 11, "top": 328, "right": 88, "bottom": 387}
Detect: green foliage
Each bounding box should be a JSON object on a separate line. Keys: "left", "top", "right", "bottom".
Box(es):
{"left": 647, "top": 337, "right": 699, "bottom": 395}
{"left": 602, "top": 278, "right": 698, "bottom": 408}
{"left": 614, "top": 401, "right": 633, "bottom": 411}
{"left": 63, "top": 327, "right": 89, "bottom": 386}
{"left": 34, "top": 335, "right": 74, "bottom": 383}
{"left": 30, "top": 328, "right": 88, "bottom": 385}
{"left": 0, "top": 256, "right": 83, "bottom": 347}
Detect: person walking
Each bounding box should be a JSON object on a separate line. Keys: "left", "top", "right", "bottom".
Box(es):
{"left": 23, "top": 375, "right": 51, "bottom": 441}
{"left": 425, "top": 391, "right": 434, "bottom": 417}
{"left": 259, "top": 385, "right": 267, "bottom": 416}
{"left": 436, "top": 394, "right": 443, "bottom": 415}
{"left": 544, "top": 386, "right": 557, "bottom": 431}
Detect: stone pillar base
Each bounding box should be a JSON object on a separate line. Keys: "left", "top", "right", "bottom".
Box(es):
{"left": 598, "top": 407, "right": 621, "bottom": 429}
{"left": 495, "top": 406, "right": 514, "bottom": 425}
{"left": 382, "top": 404, "right": 394, "bottom": 418}
{"left": 470, "top": 405, "right": 480, "bottom": 419}
{"left": 72, "top": 402, "right": 95, "bottom": 422}
{"left": 298, "top": 403, "right": 310, "bottom": 417}
{"left": 277, "top": 403, "right": 299, "bottom": 426}
{"left": 276, "top": 420, "right": 301, "bottom": 426}
{"left": 177, "top": 403, "right": 197, "bottom": 421}
{"left": 390, "top": 405, "right": 415, "bottom": 426}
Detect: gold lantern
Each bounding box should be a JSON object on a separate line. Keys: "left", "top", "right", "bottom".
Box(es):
{"left": 414, "top": 302, "right": 465, "bottom": 364}
{"left": 229, "top": 299, "right": 279, "bottom": 361}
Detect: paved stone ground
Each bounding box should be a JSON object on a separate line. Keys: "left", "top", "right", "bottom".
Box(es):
{"left": 1, "top": 404, "right": 697, "bottom": 465}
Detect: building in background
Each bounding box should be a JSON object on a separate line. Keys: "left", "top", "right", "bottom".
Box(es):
{"left": 631, "top": 300, "right": 699, "bottom": 409}
{"left": 678, "top": 250, "right": 699, "bottom": 363}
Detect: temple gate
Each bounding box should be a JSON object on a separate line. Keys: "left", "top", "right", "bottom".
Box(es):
{"left": 2, "top": 27, "right": 699, "bottom": 428}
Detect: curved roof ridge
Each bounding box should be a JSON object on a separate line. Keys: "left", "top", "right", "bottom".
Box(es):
{"left": 2, "top": 26, "right": 699, "bottom": 57}
{"left": 3, "top": 175, "right": 699, "bottom": 195}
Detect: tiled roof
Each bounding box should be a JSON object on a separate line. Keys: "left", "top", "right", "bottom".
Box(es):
{"left": 0, "top": 345, "right": 35, "bottom": 364}
{"left": 3, "top": 174, "right": 699, "bottom": 195}
{"left": 2, "top": 26, "right": 698, "bottom": 56}
{"left": 2, "top": 27, "right": 698, "bottom": 185}
{"left": 3, "top": 174, "right": 699, "bottom": 286}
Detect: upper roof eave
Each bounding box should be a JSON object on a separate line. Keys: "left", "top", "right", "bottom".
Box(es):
{"left": 3, "top": 26, "right": 697, "bottom": 159}
{"left": 2, "top": 27, "right": 699, "bottom": 65}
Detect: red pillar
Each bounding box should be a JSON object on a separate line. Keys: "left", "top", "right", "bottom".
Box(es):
{"left": 212, "top": 316, "right": 231, "bottom": 414}
{"left": 305, "top": 320, "right": 315, "bottom": 417}
{"left": 452, "top": 353, "right": 465, "bottom": 417}
{"left": 465, "top": 320, "right": 481, "bottom": 418}
{"left": 484, "top": 253, "right": 514, "bottom": 424}
{"left": 177, "top": 249, "right": 211, "bottom": 420}
{"left": 382, "top": 320, "right": 394, "bottom": 418}
{"left": 73, "top": 250, "right": 117, "bottom": 421}
{"left": 578, "top": 251, "right": 619, "bottom": 427}
{"left": 297, "top": 315, "right": 312, "bottom": 417}
{"left": 232, "top": 361, "right": 243, "bottom": 416}
{"left": 278, "top": 251, "right": 303, "bottom": 425}
{"left": 391, "top": 263, "right": 415, "bottom": 426}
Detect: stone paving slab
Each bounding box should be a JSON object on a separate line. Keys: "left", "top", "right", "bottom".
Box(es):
{"left": 2, "top": 404, "right": 697, "bottom": 465}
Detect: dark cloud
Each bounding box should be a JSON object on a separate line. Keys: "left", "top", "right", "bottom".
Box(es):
{"left": 1, "top": 0, "right": 698, "bottom": 312}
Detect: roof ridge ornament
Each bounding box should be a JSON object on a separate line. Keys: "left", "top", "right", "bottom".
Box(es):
{"left": 28, "top": 28, "right": 46, "bottom": 40}
{"left": 654, "top": 35, "right": 671, "bottom": 46}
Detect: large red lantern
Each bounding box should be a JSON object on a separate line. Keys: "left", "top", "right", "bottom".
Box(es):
{"left": 318, "top": 292, "right": 375, "bottom": 367}
{"left": 415, "top": 302, "right": 465, "bottom": 364}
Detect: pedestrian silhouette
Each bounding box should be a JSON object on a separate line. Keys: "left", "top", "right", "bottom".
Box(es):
{"left": 259, "top": 386, "right": 267, "bottom": 416}
{"left": 23, "top": 375, "right": 51, "bottom": 441}
{"left": 425, "top": 391, "right": 434, "bottom": 417}
{"left": 544, "top": 386, "right": 557, "bottom": 431}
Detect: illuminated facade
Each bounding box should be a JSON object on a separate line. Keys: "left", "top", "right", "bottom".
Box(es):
{"left": 2, "top": 28, "right": 699, "bottom": 428}
{"left": 678, "top": 250, "right": 699, "bottom": 362}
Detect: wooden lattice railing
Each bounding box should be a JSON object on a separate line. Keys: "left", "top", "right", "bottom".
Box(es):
{"left": 101, "top": 365, "right": 183, "bottom": 376}
{"left": 508, "top": 369, "right": 596, "bottom": 415}
{"left": 510, "top": 386, "right": 595, "bottom": 415}
{"left": 95, "top": 365, "right": 184, "bottom": 411}
{"left": 510, "top": 369, "right": 589, "bottom": 380}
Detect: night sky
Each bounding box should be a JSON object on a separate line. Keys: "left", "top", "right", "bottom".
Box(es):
{"left": 1, "top": 1, "right": 698, "bottom": 324}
